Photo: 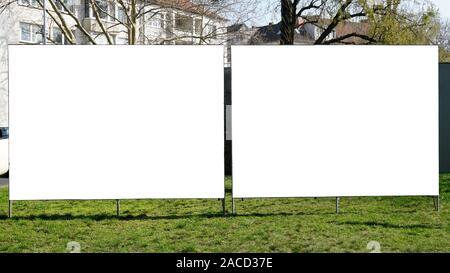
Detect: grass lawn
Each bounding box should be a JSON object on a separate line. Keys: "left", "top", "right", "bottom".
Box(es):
{"left": 0, "top": 176, "right": 449, "bottom": 253}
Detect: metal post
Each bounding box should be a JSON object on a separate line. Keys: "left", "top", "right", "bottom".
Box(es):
{"left": 231, "top": 198, "right": 235, "bottom": 214}
{"left": 221, "top": 198, "right": 226, "bottom": 215}
{"left": 116, "top": 199, "right": 120, "bottom": 216}
{"left": 42, "top": 0, "right": 47, "bottom": 44}
{"left": 433, "top": 196, "right": 439, "bottom": 212}
{"left": 336, "top": 197, "right": 340, "bottom": 214}
{"left": 8, "top": 200, "right": 12, "bottom": 218}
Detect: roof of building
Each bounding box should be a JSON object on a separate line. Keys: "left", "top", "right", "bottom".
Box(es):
{"left": 334, "top": 21, "right": 371, "bottom": 44}
{"left": 227, "top": 23, "right": 250, "bottom": 33}
{"left": 302, "top": 15, "right": 371, "bottom": 44}
{"left": 249, "top": 22, "right": 314, "bottom": 45}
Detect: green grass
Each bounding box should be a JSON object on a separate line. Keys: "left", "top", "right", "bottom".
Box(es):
{"left": 0, "top": 176, "right": 449, "bottom": 253}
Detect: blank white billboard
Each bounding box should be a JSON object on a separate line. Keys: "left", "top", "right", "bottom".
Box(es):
{"left": 9, "top": 46, "right": 224, "bottom": 200}
{"left": 232, "top": 46, "right": 438, "bottom": 198}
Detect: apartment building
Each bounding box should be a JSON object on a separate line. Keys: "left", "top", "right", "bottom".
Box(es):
{"left": 0, "top": 0, "right": 228, "bottom": 127}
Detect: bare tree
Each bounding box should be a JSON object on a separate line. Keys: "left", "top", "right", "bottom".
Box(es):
{"left": 437, "top": 19, "right": 450, "bottom": 62}
{"left": 1, "top": 0, "right": 259, "bottom": 45}
{"left": 438, "top": 20, "right": 450, "bottom": 51}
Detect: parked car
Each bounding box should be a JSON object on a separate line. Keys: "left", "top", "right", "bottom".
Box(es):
{"left": 0, "top": 127, "right": 8, "bottom": 176}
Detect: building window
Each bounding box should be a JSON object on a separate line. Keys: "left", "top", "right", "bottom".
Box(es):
{"left": 150, "top": 13, "right": 164, "bottom": 29}
{"left": 55, "top": 0, "right": 74, "bottom": 12}
{"left": 85, "top": 0, "right": 90, "bottom": 17}
{"left": 18, "top": 0, "right": 39, "bottom": 8}
{"left": 52, "top": 27, "right": 63, "bottom": 44}
{"left": 331, "top": 30, "right": 336, "bottom": 39}
{"left": 118, "top": 7, "right": 127, "bottom": 23}
{"left": 108, "top": 2, "right": 116, "bottom": 22}
{"left": 93, "top": 0, "right": 108, "bottom": 20}
{"left": 52, "top": 27, "right": 72, "bottom": 44}
{"left": 20, "top": 22, "right": 43, "bottom": 43}
{"left": 206, "top": 24, "right": 217, "bottom": 38}
{"left": 316, "top": 28, "right": 336, "bottom": 41}
{"left": 194, "top": 18, "right": 202, "bottom": 35}
{"left": 315, "top": 28, "right": 321, "bottom": 39}
{"left": 91, "top": 1, "right": 116, "bottom": 21}
{"left": 175, "top": 14, "right": 193, "bottom": 33}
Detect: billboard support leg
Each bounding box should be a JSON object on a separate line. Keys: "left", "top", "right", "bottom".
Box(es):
{"left": 221, "top": 198, "right": 226, "bottom": 215}
{"left": 336, "top": 197, "right": 340, "bottom": 214}
{"left": 232, "top": 198, "right": 235, "bottom": 214}
{"left": 116, "top": 199, "right": 120, "bottom": 217}
{"left": 433, "top": 196, "right": 439, "bottom": 212}
{"left": 8, "top": 200, "right": 12, "bottom": 218}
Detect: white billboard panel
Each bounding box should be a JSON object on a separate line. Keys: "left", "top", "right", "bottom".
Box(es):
{"left": 232, "top": 46, "right": 438, "bottom": 198}
{"left": 9, "top": 46, "right": 224, "bottom": 200}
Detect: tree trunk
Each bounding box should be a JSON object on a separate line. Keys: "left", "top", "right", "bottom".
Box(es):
{"left": 129, "top": 0, "right": 137, "bottom": 44}
{"left": 280, "top": 0, "right": 295, "bottom": 45}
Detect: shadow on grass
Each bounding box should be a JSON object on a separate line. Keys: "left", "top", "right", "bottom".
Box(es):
{"left": 0, "top": 212, "right": 227, "bottom": 221}
{"left": 232, "top": 211, "right": 337, "bottom": 217}
{"left": 335, "top": 220, "right": 443, "bottom": 229}
{"left": 0, "top": 210, "right": 338, "bottom": 220}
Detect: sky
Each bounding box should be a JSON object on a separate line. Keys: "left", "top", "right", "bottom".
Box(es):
{"left": 433, "top": 0, "right": 450, "bottom": 20}
{"left": 250, "top": 0, "right": 450, "bottom": 26}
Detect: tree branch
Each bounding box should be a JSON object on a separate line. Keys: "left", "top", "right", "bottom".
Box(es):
{"left": 321, "top": 32, "right": 377, "bottom": 45}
